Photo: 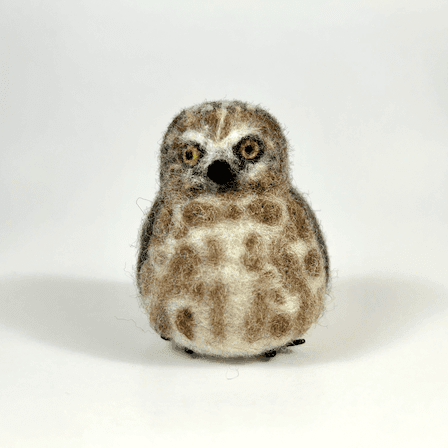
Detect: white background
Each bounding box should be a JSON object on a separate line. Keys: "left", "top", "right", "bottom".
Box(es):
{"left": 1, "top": 1, "right": 448, "bottom": 446}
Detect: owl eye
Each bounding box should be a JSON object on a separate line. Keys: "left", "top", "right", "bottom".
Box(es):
{"left": 235, "top": 136, "right": 264, "bottom": 162}
{"left": 182, "top": 145, "right": 201, "bottom": 166}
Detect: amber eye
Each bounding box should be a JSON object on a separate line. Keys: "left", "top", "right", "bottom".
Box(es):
{"left": 182, "top": 145, "right": 201, "bottom": 166}
{"left": 237, "top": 137, "right": 263, "bottom": 161}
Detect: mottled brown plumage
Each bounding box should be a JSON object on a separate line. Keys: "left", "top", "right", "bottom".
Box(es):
{"left": 137, "top": 100, "right": 329, "bottom": 357}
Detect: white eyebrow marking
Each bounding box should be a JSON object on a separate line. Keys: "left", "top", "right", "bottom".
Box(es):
{"left": 181, "top": 126, "right": 263, "bottom": 153}
{"left": 180, "top": 130, "right": 209, "bottom": 146}
{"left": 221, "top": 127, "right": 259, "bottom": 147}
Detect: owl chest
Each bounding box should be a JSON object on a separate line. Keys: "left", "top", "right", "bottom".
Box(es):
{"left": 140, "top": 195, "right": 324, "bottom": 355}
{"left": 151, "top": 216, "right": 285, "bottom": 296}
{"left": 147, "top": 194, "right": 316, "bottom": 303}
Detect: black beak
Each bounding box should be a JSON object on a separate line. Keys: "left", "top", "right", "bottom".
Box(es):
{"left": 207, "top": 160, "right": 237, "bottom": 189}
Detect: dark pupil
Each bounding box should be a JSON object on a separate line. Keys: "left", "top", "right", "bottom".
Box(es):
{"left": 245, "top": 144, "right": 254, "bottom": 155}
{"left": 186, "top": 149, "right": 193, "bottom": 160}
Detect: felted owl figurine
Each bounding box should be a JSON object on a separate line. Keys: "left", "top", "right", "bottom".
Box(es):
{"left": 137, "top": 100, "right": 329, "bottom": 358}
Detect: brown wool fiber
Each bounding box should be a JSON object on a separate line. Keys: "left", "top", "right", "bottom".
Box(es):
{"left": 137, "top": 100, "right": 330, "bottom": 357}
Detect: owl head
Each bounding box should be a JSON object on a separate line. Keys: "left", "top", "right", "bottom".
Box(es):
{"left": 158, "top": 100, "right": 292, "bottom": 200}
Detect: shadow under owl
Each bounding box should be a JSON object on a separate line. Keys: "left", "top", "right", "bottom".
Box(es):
{"left": 0, "top": 274, "right": 446, "bottom": 366}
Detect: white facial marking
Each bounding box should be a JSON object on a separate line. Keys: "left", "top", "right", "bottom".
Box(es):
{"left": 221, "top": 127, "right": 260, "bottom": 148}
{"left": 180, "top": 125, "right": 267, "bottom": 174}
{"left": 216, "top": 109, "right": 227, "bottom": 141}
{"left": 181, "top": 130, "right": 209, "bottom": 146}
{"left": 247, "top": 160, "right": 268, "bottom": 179}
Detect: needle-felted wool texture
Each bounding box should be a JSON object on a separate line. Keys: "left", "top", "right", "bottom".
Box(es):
{"left": 137, "top": 100, "right": 330, "bottom": 358}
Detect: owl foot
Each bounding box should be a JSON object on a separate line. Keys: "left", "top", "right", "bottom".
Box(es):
{"left": 264, "top": 350, "right": 277, "bottom": 358}
{"left": 184, "top": 348, "right": 195, "bottom": 355}
{"left": 286, "top": 339, "right": 306, "bottom": 347}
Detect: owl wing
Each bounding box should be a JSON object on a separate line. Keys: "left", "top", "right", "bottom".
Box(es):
{"left": 136, "top": 194, "right": 165, "bottom": 293}
{"left": 289, "top": 187, "right": 330, "bottom": 287}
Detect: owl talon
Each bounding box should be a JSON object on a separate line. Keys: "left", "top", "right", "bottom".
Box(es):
{"left": 184, "top": 348, "right": 195, "bottom": 355}
{"left": 160, "top": 336, "right": 171, "bottom": 341}
{"left": 286, "top": 339, "right": 306, "bottom": 347}
{"left": 264, "top": 350, "right": 277, "bottom": 358}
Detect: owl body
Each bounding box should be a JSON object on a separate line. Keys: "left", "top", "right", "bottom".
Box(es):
{"left": 137, "top": 100, "right": 329, "bottom": 358}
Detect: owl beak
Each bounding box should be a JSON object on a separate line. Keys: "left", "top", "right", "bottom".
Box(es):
{"left": 207, "top": 159, "right": 237, "bottom": 189}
